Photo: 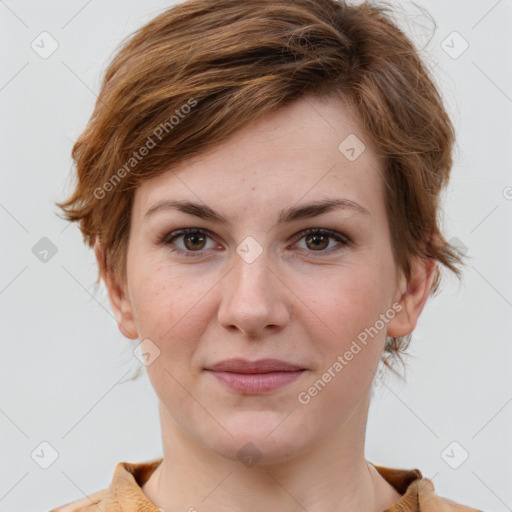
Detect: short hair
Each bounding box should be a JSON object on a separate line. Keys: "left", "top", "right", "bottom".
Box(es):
{"left": 55, "top": 0, "right": 466, "bottom": 376}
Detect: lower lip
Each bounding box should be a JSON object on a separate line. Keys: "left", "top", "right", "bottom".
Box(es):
{"left": 207, "top": 370, "right": 305, "bottom": 394}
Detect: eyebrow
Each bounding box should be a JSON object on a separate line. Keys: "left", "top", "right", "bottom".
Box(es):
{"left": 143, "top": 198, "right": 371, "bottom": 226}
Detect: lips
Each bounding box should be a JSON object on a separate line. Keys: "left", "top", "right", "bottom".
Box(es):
{"left": 204, "top": 358, "right": 307, "bottom": 393}
{"left": 205, "top": 358, "right": 304, "bottom": 373}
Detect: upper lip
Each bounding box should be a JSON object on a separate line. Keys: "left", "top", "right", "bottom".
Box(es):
{"left": 205, "top": 358, "right": 305, "bottom": 373}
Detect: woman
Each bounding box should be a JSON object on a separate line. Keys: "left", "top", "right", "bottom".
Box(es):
{"left": 52, "top": 0, "right": 482, "bottom": 510}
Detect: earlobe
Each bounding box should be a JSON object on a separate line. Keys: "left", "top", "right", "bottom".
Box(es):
{"left": 94, "top": 238, "right": 139, "bottom": 340}
{"left": 386, "top": 257, "right": 437, "bottom": 338}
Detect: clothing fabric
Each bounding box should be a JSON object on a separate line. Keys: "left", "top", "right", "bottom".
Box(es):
{"left": 49, "top": 457, "right": 483, "bottom": 511}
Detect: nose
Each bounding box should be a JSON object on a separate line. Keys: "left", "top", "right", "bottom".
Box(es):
{"left": 217, "top": 249, "right": 291, "bottom": 338}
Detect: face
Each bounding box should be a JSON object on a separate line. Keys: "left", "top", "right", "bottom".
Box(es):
{"left": 99, "top": 93, "right": 433, "bottom": 465}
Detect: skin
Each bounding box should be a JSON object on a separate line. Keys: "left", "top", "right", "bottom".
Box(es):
{"left": 96, "top": 93, "right": 436, "bottom": 512}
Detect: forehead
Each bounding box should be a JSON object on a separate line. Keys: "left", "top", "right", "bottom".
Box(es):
{"left": 132, "top": 94, "right": 387, "bottom": 224}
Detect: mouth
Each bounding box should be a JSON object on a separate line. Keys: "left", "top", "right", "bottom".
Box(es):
{"left": 204, "top": 358, "right": 307, "bottom": 394}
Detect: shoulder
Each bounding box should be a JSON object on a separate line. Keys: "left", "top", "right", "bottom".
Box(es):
{"left": 408, "top": 478, "right": 484, "bottom": 512}
{"left": 48, "top": 459, "right": 163, "bottom": 512}
{"left": 371, "top": 463, "right": 483, "bottom": 512}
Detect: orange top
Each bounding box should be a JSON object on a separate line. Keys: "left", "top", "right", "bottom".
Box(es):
{"left": 50, "top": 457, "right": 483, "bottom": 512}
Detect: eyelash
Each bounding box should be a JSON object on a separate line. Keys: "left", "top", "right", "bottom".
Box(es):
{"left": 157, "top": 227, "right": 350, "bottom": 258}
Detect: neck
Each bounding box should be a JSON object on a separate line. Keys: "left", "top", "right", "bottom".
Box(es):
{"left": 141, "top": 395, "right": 402, "bottom": 512}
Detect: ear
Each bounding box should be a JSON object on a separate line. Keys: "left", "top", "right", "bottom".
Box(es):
{"left": 386, "top": 256, "right": 437, "bottom": 338}
{"left": 94, "top": 238, "right": 139, "bottom": 340}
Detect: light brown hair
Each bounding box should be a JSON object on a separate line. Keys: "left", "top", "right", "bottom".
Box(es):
{"left": 55, "top": 0, "right": 466, "bottom": 376}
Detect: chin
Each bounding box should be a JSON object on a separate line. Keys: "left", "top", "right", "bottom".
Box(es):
{"left": 201, "top": 416, "right": 314, "bottom": 467}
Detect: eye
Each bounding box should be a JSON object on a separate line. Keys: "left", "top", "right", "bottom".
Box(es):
{"left": 292, "top": 228, "right": 350, "bottom": 254}
{"left": 159, "top": 228, "right": 219, "bottom": 257}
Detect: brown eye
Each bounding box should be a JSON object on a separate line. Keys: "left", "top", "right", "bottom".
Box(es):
{"left": 294, "top": 228, "right": 349, "bottom": 254}
{"left": 183, "top": 231, "right": 207, "bottom": 250}
{"left": 161, "top": 228, "right": 217, "bottom": 257}
{"left": 304, "top": 232, "right": 330, "bottom": 251}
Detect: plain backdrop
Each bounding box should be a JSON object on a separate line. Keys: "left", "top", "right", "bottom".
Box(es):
{"left": 0, "top": 0, "right": 511, "bottom": 511}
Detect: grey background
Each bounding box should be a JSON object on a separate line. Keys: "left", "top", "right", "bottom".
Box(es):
{"left": 0, "top": 0, "right": 511, "bottom": 510}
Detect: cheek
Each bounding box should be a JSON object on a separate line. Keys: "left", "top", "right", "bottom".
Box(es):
{"left": 129, "top": 262, "right": 215, "bottom": 374}
{"left": 295, "top": 262, "right": 387, "bottom": 339}
{"left": 294, "top": 272, "right": 388, "bottom": 415}
{"left": 131, "top": 271, "right": 203, "bottom": 406}
{"left": 130, "top": 257, "right": 198, "bottom": 332}
{"left": 292, "top": 262, "right": 392, "bottom": 405}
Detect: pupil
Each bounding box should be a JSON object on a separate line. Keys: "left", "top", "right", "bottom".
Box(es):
{"left": 308, "top": 234, "right": 327, "bottom": 250}
{"left": 186, "top": 233, "right": 204, "bottom": 250}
